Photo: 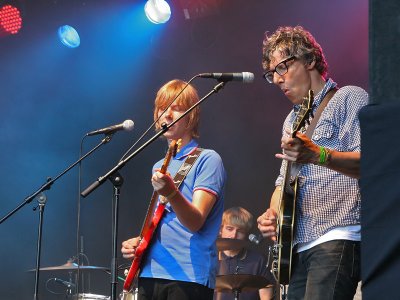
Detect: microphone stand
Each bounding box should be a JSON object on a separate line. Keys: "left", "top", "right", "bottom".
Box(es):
{"left": 0, "top": 135, "right": 113, "bottom": 300}
{"left": 33, "top": 193, "right": 47, "bottom": 300}
{"left": 109, "top": 172, "right": 124, "bottom": 300}
{"left": 80, "top": 81, "right": 226, "bottom": 300}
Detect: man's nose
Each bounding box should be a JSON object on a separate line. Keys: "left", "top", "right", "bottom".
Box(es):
{"left": 273, "top": 71, "right": 283, "bottom": 84}
{"left": 165, "top": 108, "right": 173, "bottom": 117}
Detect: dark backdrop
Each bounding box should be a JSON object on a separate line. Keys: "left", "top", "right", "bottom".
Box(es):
{"left": 359, "top": 0, "right": 400, "bottom": 299}
{"left": 0, "top": 0, "right": 368, "bottom": 298}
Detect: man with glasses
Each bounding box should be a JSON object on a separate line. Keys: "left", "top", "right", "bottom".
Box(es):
{"left": 256, "top": 26, "right": 368, "bottom": 299}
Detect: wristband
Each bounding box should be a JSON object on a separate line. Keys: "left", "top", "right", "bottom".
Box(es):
{"left": 319, "top": 146, "right": 327, "bottom": 165}
{"left": 325, "top": 148, "right": 332, "bottom": 164}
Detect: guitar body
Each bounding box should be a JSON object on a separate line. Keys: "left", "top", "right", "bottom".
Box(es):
{"left": 274, "top": 90, "right": 314, "bottom": 286}
{"left": 123, "top": 202, "right": 166, "bottom": 291}
{"left": 277, "top": 176, "right": 298, "bottom": 285}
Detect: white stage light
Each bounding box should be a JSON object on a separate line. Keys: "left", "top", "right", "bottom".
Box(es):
{"left": 144, "top": 0, "right": 171, "bottom": 24}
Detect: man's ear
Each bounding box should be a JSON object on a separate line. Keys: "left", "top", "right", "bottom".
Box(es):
{"left": 307, "top": 59, "right": 316, "bottom": 70}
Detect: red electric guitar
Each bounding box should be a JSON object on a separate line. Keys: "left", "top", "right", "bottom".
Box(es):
{"left": 122, "top": 139, "right": 180, "bottom": 294}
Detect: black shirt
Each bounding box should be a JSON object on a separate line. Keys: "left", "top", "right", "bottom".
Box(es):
{"left": 214, "top": 248, "right": 274, "bottom": 300}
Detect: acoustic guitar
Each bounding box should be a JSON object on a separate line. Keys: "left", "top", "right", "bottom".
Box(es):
{"left": 274, "top": 90, "right": 314, "bottom": 285}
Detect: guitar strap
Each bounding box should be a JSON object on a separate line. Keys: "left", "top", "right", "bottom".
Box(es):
{"left": 149, "top": 147, "right": 204, "bottom": 222}
{"left": 305, "top": 87, "right": 338, "bottom": 138}
{"left": 171, "top": 147, "right": 204, "bottom": 190}
{"left": 290, "top": 87, "right": 338, "bottom": 178}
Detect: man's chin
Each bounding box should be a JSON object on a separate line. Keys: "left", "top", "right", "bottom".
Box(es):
{"left": 163, "top": 133, "right": 179, "bottom": 141}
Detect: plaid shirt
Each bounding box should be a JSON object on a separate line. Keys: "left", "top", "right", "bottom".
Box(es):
{"left": 275, "top": 78, "right": 369, "bottom": 245}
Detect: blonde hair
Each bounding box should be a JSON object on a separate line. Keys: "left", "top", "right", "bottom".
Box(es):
{"left": 262, "top": 26, "right": 328, "bottom": 78}
{"left": 222, "top": 207, "right": 253, "bottom": 234}
{"left": 154, "top": 79, "right": 200, "bottom": 138}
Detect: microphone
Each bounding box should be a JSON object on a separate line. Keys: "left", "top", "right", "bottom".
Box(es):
{"left": 199, "top": 72, "right": 254, "bottom": 83}
{"left": 86, "top": 120, "right": 134, "bottom": 136}
{"left": 54, "top": 278, "right": 76, "bottom": 288}
{"left": 248, "top": 233, "right": 263, "bottom": 245}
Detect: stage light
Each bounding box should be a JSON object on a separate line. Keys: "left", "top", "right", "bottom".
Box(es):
{"left": 0, "top": 4, "right": 22, "bottom": 35}
{"left": 58, "top": 25, "right": 80, "bottom": 48}
{"left": 144, "top": 0, "right": 171, "bottom": 24}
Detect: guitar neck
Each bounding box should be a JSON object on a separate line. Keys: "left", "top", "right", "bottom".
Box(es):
{"left": 139, "top": 139, "right": 180, "bottom": 237}
{"left": 139, "top": 192, "right": 161, "bottom": 238}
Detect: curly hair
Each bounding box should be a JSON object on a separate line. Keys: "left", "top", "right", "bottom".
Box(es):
{"left": 262, "top": 26, "right": 328, "bottom": 78}
{"left": 154, "top": 79, "right": 200, "bottom": 139}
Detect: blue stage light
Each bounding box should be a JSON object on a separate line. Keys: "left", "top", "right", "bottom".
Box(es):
{"left": 144, "top": 0, "right": 171, "bottom": 24}
{"left": 58, "top": 25, "right": 80, "bottom": 48}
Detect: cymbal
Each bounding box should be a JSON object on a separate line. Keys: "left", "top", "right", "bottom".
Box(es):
{"left": 216, "top": 238, "right": 249, "bottom": 251}
{"left": 215, "top": 274, "right": 274, "bottom": 292}
{"left": 28, "top": 261, "right": 109, "bottom": 272}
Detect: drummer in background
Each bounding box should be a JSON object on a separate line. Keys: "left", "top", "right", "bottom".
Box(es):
{"left": 215, "top": 207, "right": 274, "bottom": 300}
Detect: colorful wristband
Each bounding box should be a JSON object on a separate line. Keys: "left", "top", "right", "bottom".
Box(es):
{"left": 319, "top": 146, "right": 327, "bottom": 164}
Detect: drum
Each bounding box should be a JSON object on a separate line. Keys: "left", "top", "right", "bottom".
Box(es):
{"left": 73, "top": 294, "right": 110, "bottom": 299}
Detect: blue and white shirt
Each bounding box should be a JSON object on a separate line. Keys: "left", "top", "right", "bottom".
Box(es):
{"left": 276, "top": 79, "right": 369, "bottom": 246}
{"left": 140, "top": 139, "right": 226, "bottom": 288}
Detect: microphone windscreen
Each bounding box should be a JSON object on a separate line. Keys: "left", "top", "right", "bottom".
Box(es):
{"left": 248, "top": 233, "right": 260, "bottom": 244}
{"left": 123, "top": 120, "right": 134, "bottom": 131}
{"left": 242, "top": 72, "right": 255, "bottom": 83}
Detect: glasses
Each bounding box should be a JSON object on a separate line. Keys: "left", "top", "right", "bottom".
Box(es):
{"left": 263, "top": 56, "right": 296, "bottom": 83}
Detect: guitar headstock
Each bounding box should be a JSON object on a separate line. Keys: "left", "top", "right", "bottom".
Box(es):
{"left": 291, "top": 90, "right": 314, "bottom": 138}
{"left": 168, "top": 140, "right": 177, "bottom": 154}
{"left": 160, "top": 139, "right": 181, "bottom": 173}
{"left": 174, "top": 139, "right": 182, "bottom": 157}
{"left": 168, "top": 139, "right": 181, "bottom": 156}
